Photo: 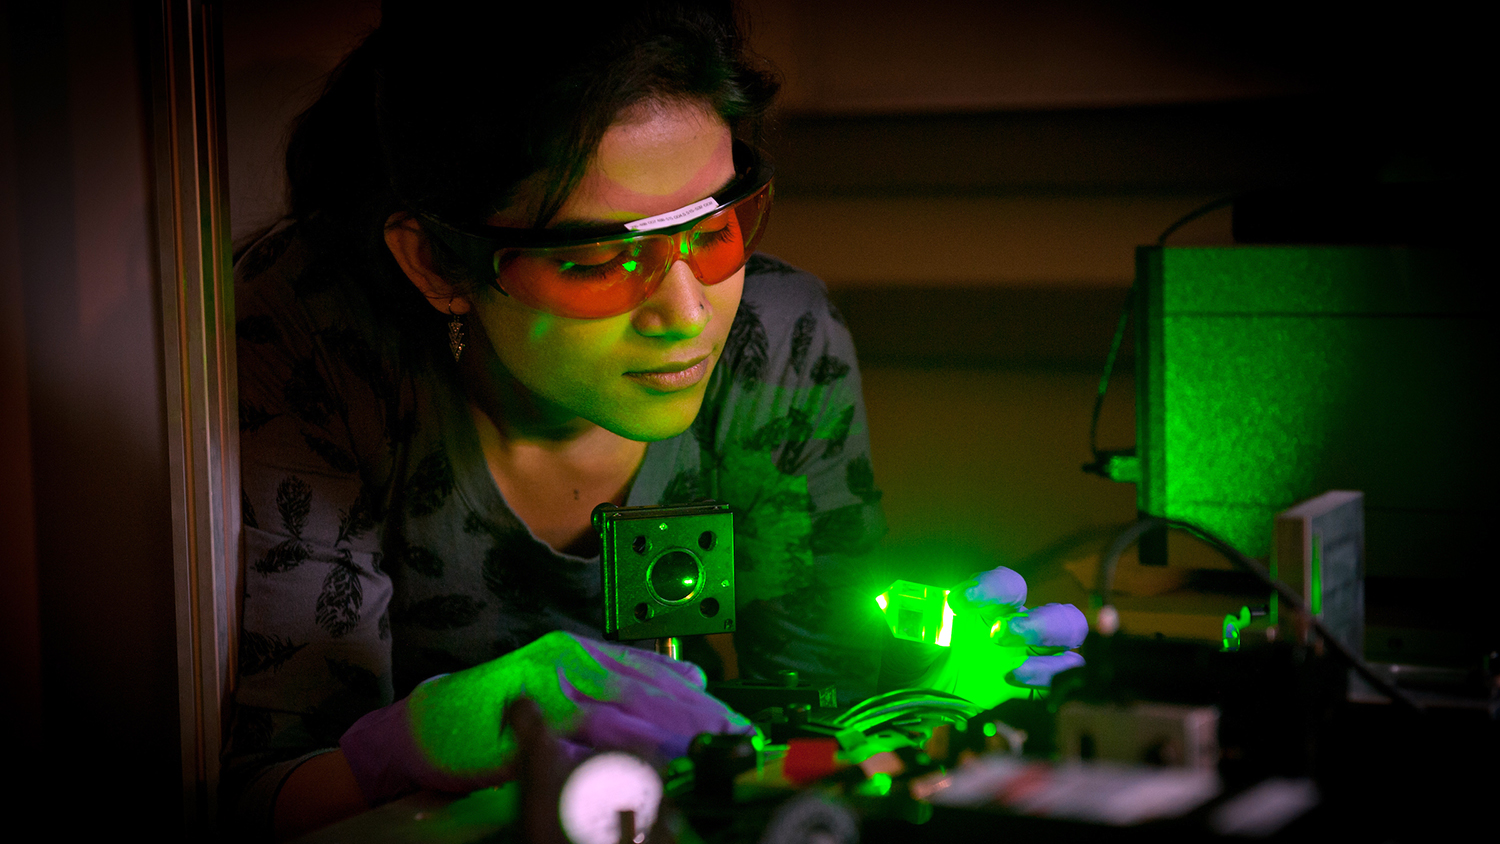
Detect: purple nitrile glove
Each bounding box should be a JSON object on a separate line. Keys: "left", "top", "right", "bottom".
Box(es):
{"left": 1004, "top": 602, "right": 1088, "bottom": 686}
{"left": 923, "top": 567, "right": 1089, "bottom": 707}
{"left": 951, "top": 566, "right": 1029, "bottom": 624}
{"left": 339, "top": 631, "right": 754, "bottom": 805}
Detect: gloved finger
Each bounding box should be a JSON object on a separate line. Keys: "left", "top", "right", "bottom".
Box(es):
{"left": 1002, "top": 603, "right": 1089, "bottom": 649}
{"left": 598, "top": 649, "right": 711, "bottom": 696}
{"left": 572, "top": 703, "right": 684, "bottom": 761}
{"left": 550, "top": 646, "right": 691, "bottom": 708}
{"left": 1007, "top": 651, "right": 1086, "bottom": 688}
{"left": 572, "top": 697, "right": 752, "bottom": 763}
{"left": 618, "top": 648, "right": 709, "bottom": 689}
{"left": 558, "top": 664, "right": 751, "bottom": 740}
{"left": 582, "top": 638, "right": 709, "bottom": 689}
{"left": 950, "top": 567, "right": 1027, "bottom": 621}
{"left": 616, "top": 679, "right": 753, "bottom": 739}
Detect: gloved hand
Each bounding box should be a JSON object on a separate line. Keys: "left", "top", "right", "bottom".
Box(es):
{"left": 339, "top": 630, "right": 754, "bottom": 805}
{"left": 919, "top": 567, "right": 1088, "bottom": 707}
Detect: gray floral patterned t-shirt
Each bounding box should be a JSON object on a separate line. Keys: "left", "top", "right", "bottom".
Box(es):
{"left": 225, "top": 223, "right": 889, "bottom": 827}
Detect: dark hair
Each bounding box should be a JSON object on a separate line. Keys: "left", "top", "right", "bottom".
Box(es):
{"left": 283, "top": 0, "right": 778, "bottom": 297}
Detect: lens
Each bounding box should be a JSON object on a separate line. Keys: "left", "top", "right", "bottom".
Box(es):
{"left": 497, "top": 238, "right": 671, "bottom": 319}
{"left": 684, "top": 184, "right": 771, "bottom": 286}
{"left": 647, "top": 550, "right": 701, "bottom": 604}
{"left": 683, "top": 214, "right": 739, "bottom": 283}
{"left": 493, "top": 180, "right": 771, "bottom": 319}
{"left": 730, "top": 183, "right": 771, "bottom": 259}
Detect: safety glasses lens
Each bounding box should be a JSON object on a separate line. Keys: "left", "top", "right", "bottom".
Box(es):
{"left": 494, "top": 183, "right": 770, "bottom": 319}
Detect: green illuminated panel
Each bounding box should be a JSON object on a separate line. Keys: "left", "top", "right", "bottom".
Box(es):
{"left": 1136, "top": 246, "right": 1492, "bottom": 570}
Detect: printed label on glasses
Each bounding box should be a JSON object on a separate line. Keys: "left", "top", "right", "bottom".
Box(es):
{"left": 622, "top": 197, "right": 721, "bottom": 232}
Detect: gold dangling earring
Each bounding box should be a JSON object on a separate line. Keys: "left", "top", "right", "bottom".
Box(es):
{"left": 448, "top": 312, "right": 465, "bottom": 362}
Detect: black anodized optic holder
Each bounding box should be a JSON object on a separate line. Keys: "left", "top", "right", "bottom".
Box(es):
{"left": 594, "top": 501, "right": 736, "bottom": 641}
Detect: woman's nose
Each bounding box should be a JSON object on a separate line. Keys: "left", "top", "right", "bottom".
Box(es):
{"left": 632, "top": 258, "right": 710, "bottom": 339}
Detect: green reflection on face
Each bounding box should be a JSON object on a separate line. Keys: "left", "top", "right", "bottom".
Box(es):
{"left": 528, "top": 313, "right": 554, "bottom": 343}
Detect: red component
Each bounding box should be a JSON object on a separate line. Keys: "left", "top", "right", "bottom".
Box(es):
{"left": 782, "top": 738, "right": 841, "bottom": 785}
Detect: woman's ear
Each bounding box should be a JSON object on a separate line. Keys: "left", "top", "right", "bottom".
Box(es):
{"left": 384, "top": 214, "right": 472, "bottom": 315}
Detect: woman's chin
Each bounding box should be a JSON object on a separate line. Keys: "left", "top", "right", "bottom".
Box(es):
{"left": 600, "top": 389, "right": 708, "bottom": 443}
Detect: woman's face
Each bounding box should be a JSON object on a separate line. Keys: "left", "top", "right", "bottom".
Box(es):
{"left": 469, "top": 101, "right": 745, "bottom": 442}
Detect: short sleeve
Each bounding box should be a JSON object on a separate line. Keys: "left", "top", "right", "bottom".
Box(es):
{"left": 223, "top": 228, "right": 397, "bottom": 834}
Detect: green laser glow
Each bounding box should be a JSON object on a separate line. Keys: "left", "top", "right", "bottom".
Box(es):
{"left": 862, "top": 772, "right": 893, "bottom": 797}
{"left": 935, "top": 590, "right": 955, "bottom": 647}
{"left": 529, "top": 315, "right": 554, "bottom": 342}
{"left": 875, "top": 581, "right": 950, "bottom": 645}
{"left": 622, "top": 260, "right": 638, "bottom": 272}
{"left": 1221, "top": 605, "right": 1251, "bottom": 652}
{"left": 880, "top": 579, "right": 1049, "bottom": 708}
{"left": 406, "top": 632, "right": 626, "bottom": 778}
{"left": 983, "top": 723, "right": 997, "bottom": 738}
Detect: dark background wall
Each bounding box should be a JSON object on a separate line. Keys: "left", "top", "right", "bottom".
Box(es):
{"left": 223, "top": 1, "right": 1487, "bottom": 594}
{"left": 743, "top": 0, "right": 1484, "bottom": 593}
{"left": 2, "top": 0, "right": 179, "bottom": 831}
{"left": 2, "top": 0, "right": 1482, "bottom": 833}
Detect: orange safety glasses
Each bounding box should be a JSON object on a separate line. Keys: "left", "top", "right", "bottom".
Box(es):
{"left": 420, "top": 141, "right": 773, "bottom": 319}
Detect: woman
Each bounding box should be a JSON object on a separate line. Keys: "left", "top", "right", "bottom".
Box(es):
{"left": 228, "top": 1, "right": 1083, "bottom": 838}
{"left": 228, "top": 1, "right": 890, "bottom": 837}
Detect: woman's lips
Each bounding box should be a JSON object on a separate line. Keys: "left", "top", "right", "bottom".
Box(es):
{"left": 625, "top": 356, "right": 711, "bottom": 392}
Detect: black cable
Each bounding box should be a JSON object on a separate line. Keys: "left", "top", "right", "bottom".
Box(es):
{"left": 1092, "top": 517, "right": 1163, "bottom": 607}
{"left": 1155, "top": 196, "right": 1236, "bottom": 247}
{"left": 1086, "top": 196, "right": 1238, "bottom": 474}
{"left": 1094, "top": 516, "right": 1424, "bottom": 712}
{"left": 836, "top": 689, "right": 968, "bottom": 724}
{"left": 1086, "top": 285, "right": 1134, "bottom": 467}
{"left": 835, "top": 689, "right": 980, "bottom": 731}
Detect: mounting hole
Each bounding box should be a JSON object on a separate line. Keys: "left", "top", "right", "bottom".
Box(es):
{"left": 699, "top": 597, "right": 720, "bottom": 617}
{"left": 698, "top": 531, "right": 716, "bottom": 551}
{"left": 632, "top": 535, "right": 649, "bottom": 555}
{"left": 634, "top": 602, "right": 651, "bottom": 621}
